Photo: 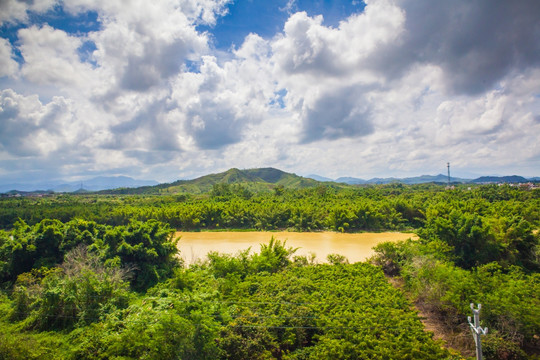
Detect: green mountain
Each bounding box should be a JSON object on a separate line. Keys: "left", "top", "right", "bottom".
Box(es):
{"left": 103, "top": 168, "right": 322, "bottom": 194}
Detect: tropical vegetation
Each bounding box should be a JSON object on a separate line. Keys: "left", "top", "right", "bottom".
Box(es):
{"left": 0, "top": 180, "right": 538, "bottom": 359}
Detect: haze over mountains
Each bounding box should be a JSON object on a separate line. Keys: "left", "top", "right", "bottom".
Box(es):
{"left": 1, "top": 168, "right": 537, "bottom": 194}
{"left": 0, "top": 177, "right": 158, "bottom": 193}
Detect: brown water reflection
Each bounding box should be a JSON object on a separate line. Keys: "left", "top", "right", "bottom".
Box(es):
{"left": 176, "top": 231, "right": 417, "bottom": 264}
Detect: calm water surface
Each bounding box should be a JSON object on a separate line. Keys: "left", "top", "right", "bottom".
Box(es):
{"left": 176, "top": 231, "right": 417, "bottom": 264}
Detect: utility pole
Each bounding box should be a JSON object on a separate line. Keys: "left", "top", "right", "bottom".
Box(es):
{"left": 468, "top": 303, "right": 488, "bottom": 360}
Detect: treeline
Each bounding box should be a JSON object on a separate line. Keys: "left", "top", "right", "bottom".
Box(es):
{"left": 1, "top": 184, "right": 538, "bottom": 233}
{"left": 0, "top": 221, "right": 456, "bottom": 359}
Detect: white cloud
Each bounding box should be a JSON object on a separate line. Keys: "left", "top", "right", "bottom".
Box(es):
{"left": 0, "top": 89, "right": 77, "bottom": 156}
{"left": 170, "top": 36, "right": 275, "bottom": 150}
{"left": 64, "top": 0, "right": 230, "bottom": 26}
{"left": 271, "top": 3, "right": 405, "bottom": 142}
{"left": 1, "top": 0, "right": 539, "bottom": 183}
{"left": 0, "top": 38, "right": 18, "bottom": 78}
{"left": 85, "top": 0, "right": 211, "bottom": 98}
{"left": 366, "top": 0, "right": 540, "bottom": 95}
{"left": 18, "top": 25, "right": 94, "bottom": 88}
{"left": 0, "top": 0, "right": 56, "bottom": 25}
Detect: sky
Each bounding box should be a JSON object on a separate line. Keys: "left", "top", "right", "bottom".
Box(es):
{"left": 0, "top": 0, "right": 539, "bottom": 184}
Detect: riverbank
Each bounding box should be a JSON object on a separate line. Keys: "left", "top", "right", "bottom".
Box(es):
{"left": 175, "top": 231, "right": 417, "bottom": 264}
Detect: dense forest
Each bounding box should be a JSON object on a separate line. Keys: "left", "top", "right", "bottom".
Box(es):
{"left": 0, "top": 183, "right": 538, "bottom": 359}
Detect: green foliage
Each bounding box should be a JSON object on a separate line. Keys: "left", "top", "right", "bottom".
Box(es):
{"left": 0, "top": 183, "right": 538, "bottom": 358}
{"left": 418, "top": 192, "right": 539, "bottom": 270}
{"left": 0, "top": 322, "right": 71, "bottom": 360}
{"left": 68, "top": 293, "right": 224, "bottom": 360}
{"left": 0, "top": 219, "right": 64, "bottom": 283}
{"left": 11, "top": 246, "right": 131, "bottom": 330}
{"left": 372, "top": 240, "right": 540, "bottom": 353}
{"left": 90, "top": 219, "right": 180, "bottom": 291}
{"left": 2, "top": 185, "right": 538, "bottom": 247}
{"left": 1, "top": 237, "right": 456, "bottom": 359}
{"left": 0, "top": 218, "right": 181, "bottom": 291}
{"left": 326, "top": 253, "right": 349, "bottom": 265}
{"left": 252, "top": 237, "right": 297, "bottom": 273}
{"left": 482, "top": 332, "right": 528, "bottom": 360}
{"left": 419, "top": 209, "right": 500, "bottom": 268}
{"left": 218, "top": 263, "right": 453, "bottom": 359}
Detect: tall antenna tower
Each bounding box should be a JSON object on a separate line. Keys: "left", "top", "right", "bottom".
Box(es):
{"left": 447, "top": 162, "right": 451, "bottom": 186}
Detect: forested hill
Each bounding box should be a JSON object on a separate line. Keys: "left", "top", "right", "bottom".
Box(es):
{"left": 100, "top": 167, "right": 324, "bottom": 194}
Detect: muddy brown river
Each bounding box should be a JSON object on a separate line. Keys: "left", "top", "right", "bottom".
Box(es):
{"left": 175, "top": 231, "right": 417, "bottom": 264}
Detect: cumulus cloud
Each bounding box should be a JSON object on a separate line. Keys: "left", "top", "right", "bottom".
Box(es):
{"left": 367, "top": 0, "right": 540, "bottom": 95}
{"left": 18, "top": 25, "right": 94, "bottom": 87}
{"left": 1, "top": 0, "right": 539, "bottom": 182}
{"left": 1, "top": 0, "right": 240, "bottom": 181}
{"left": 269, "top": 0, "right": 540, "bottom": 153}
{"left": 0, "top": 38, "right": 18, "bottom": 77}
{"left": 171, "top": 45, "right": 274, "bottom": 150}
{"left": 64, "top": 0, "right": 230, "bottom": 26}
{"left": 273, "top": 1, "right": 404, "bottom": 78}
{"left": 271, "top": 3, "right": 404, "bottom": 142}
{"left": 297, "top": 85, "right": 374, "bottom": 142}
{"left": 101, "top": 98, "right": 184, "bottom": 156}
{"left": 88, "top": 2, "right": 209, "bottom": 95}
{"left": 0, "top": 0, "right": 56, "bottom": 25}
{"left": 273, "top": 12, "right": 344, "bottom": 76}
{"left": 0, "top": 89, "right": 77, "bottom": 156}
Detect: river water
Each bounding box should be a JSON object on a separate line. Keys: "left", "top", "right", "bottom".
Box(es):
{"left": 175, "top": 231, "right": 417, "bottom": 264}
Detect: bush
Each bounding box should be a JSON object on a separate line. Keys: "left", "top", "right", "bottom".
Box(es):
{"left": 483, "top": 333, "right": 528, "bottom": 360}
{"left": 11, "top": 246, "right": 131, "bottom": 330}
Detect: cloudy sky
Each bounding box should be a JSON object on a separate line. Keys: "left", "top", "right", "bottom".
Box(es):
{"left": 0, "top": 0, "right": 539, "bottom": 183}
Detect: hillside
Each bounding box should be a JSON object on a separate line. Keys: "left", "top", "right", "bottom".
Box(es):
{"left": 103, "top": 168, "right": 323, "bottom": 194}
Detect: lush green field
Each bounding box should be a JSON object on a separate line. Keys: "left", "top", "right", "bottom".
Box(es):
{"left": 0, "top": 183, "right": 538, "bottom": 359}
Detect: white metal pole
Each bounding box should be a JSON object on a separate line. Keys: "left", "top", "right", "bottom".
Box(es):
{"left": 468, "top": 303, "right": 488, "bottom": 360}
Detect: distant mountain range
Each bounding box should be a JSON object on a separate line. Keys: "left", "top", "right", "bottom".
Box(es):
{"left": 306, "top": 174, "right": 537, "bottom": 185}
{"left": 0, "top": 176, "right": 158, "bottom": 193}
{"left": 468, "top": 175, "right": 529, "bottom": 184}
{"left": 1, "top": 168, "right": 537, "bottom": 194}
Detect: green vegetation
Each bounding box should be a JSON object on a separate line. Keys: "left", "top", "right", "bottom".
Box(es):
{"left": 96, "top": 167, "right": 323, "bottom": 195}
{"left": 0, "top": 227, "right": 454, "bottom": 359}
{"left": 1, "top": 183, "right": 436, "bottom": 231}
{"left": 369, "top": 185, "right": 540, "bottom": 359}
{"left": 0, "top": 183, "right": 538, "bottom": 358}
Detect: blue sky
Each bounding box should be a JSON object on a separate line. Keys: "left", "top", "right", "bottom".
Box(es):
{"left": 0, "top": 0, "right": 539, "bottom": 185}
{"left": 207, "top": 0, "right": 366, "bottom": 49}
{"left": 1, "top": 1, "right": 365, "bottom": 64}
